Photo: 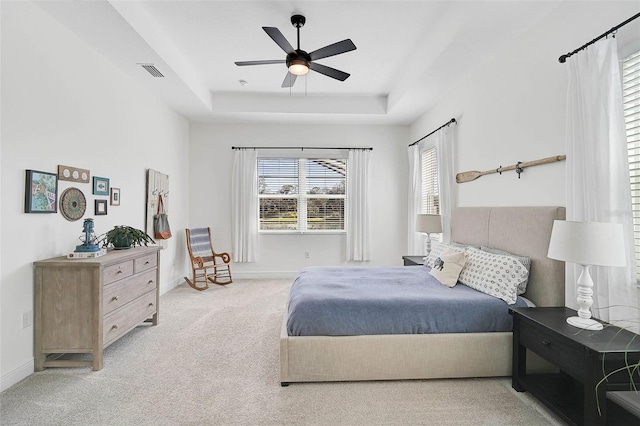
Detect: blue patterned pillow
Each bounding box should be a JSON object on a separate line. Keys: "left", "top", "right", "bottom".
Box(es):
{"left": 458, "top": 246, "right": 529, "bottom": 305}
{"left": 480, "top": 246, "right": 531, "bottom": 295}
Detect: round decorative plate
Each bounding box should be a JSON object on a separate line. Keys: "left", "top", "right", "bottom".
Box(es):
{"left": 59, "top": 187, "right": 86, "bottom": 221}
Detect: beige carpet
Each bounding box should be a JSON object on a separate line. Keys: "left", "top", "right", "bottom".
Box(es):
{"left": 1, "top": 279, "right": 566, "bottom": 425}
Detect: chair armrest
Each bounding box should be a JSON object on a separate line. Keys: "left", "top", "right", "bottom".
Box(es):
{"left": 213, "top": 252, "right": 231, "bottom": 264}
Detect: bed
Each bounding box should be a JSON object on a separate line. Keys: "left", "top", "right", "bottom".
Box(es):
{"left": 279, "top": 206, "right": 566, "bottom": 385}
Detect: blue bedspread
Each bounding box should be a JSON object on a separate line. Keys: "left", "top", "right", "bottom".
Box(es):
{"left": 287, "top": 266, "right": 527, "bottom": 336}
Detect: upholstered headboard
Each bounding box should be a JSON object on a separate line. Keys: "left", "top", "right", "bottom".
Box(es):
{"left": 450, "top": 206, "right": 566, "bottom": 308}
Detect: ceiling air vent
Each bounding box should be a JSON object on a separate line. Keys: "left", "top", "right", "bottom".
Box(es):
{"left": 138, "top": 63, "right": 164, "bottom": 78}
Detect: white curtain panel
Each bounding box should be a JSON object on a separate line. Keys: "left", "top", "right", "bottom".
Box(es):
{"left": 565, "top": 37, "right": 638, "bottom": 328}
{"left": 346, "top": 149, "right": 371, "bottom": 261}
{"left": 231, "top": 149, "right": 258, "bottom": 262}
{"left": 436, "top": 124, "right": 456, "bottom": 244}
{"left": 407, "top": 144, "right": 422, "bottom": 254}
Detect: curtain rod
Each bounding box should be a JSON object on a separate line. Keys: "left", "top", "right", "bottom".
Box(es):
{"left": 408, "top": 118, "right": 456, "bottom": 147}
{"left": 231, "top": 146, "right": 373, "bottom": 151}
{"left": 558, "top": 12, "right": 640, "bottom": 63}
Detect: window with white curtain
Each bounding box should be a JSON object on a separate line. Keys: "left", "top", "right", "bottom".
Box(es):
{"left": 624, "top": 50, "right": 640, "bottom": 281}
{"left": 421, "top": 147, "right": 440, "bottom": 214}
{"left": 257, "top": 157, "right": 347, "bottom": 232}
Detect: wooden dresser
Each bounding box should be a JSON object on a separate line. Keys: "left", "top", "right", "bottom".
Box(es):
{"left": 33, "top": 246, "right": 161, "bottom": 371}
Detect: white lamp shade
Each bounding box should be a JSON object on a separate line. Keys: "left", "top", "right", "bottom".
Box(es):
{"left": 547, "top": 220, "right": 626, "bottom": 267}
{"left": 415, "top": 214, "right": 442, "bottom": 233}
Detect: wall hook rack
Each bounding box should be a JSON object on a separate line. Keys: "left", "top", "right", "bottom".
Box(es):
{"left": 456, "top": 155, "right": 566, "bottom": 183}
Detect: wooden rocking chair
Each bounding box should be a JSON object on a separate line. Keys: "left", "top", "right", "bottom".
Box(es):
{"left": 184, "top": 227, "right": 232, "bottom": 291}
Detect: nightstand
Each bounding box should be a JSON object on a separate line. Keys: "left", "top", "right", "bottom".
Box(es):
{"left": 510, "top": 307, "right": 640, "bottom": 426}
{"left": 402, "top": 255, "right": 424, "bottom": 266}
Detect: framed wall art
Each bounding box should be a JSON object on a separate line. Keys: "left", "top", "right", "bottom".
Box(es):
{"left": 25, "top": 170, "right": 58, "bottom": 213}
{"left": 95, "top": 199, "right": 108, "bottom": 216}
{"left": 93, "top": 176, "right": 109, "bottom": 196}
{"left": 59, "top": 187, "right": 86, "bottom": 221}
{"left": 58, "top": 165, "right": 90, "bottom": 183}
{"left": 110, "top": 188, "right": 120, "bottom": 206}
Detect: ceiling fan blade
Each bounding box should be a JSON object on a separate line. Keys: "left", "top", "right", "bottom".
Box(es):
{"left": 262, "top": 27, "right": 295, "bottom": 54}
{"left": 281, "top": 72, "right": 297, "bottom": 88}
{"left": 309, "top": 62, "right": 350, "bottom": 81}
{"left": 309, "top": 39, "right": 356, "bottom": 61}
{"left": 235, "top": 60, "right": 285, "bottom": 66}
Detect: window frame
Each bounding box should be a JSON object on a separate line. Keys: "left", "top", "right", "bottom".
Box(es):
{"left": 257, "top": 153, "right": 348, "bottom": 234}
{"left": 420, "top": 146, "right": 440, "bottom": 215}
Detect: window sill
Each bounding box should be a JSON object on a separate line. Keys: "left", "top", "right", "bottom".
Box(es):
{"left": 259, "top": 231, "right": 346, "bottom": 235}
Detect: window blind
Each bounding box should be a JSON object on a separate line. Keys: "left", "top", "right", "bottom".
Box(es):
{"left": 421, "top": 147, "right": 440, "bottom": 214}
{"left": 624, "top": 51, "right": 640, "bottom": 281}
{"left": 257, "top": 158, "right": 346, "bottom": 231}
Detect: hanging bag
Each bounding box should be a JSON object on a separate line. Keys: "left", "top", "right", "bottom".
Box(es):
{"left": 154, "top": 194, "right": 172, "bottom": 239}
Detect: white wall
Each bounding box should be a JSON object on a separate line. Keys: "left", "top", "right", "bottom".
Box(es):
{"left": 1, "top": 2, "right": 190, "bottom": 390}
{"left": 410, "top": 1, "right": 639, "bottom": 208}
{"left": 189, "top": 123, "right": 409, "bottom": 278}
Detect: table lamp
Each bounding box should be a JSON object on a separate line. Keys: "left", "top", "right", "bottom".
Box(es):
{"left": 547, "top": 220, "right": 626, "bottom": 331}
{"left": 416, "top": 214, "right": 442, "bottom": 255}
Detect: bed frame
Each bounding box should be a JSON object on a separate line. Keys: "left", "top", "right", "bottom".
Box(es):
{"left": 280, "top": 206, "right": 566, "bottom": 385}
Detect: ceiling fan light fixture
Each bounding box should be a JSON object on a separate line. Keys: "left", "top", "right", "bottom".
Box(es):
{"left": 288, "top": 60, "right": 309, "bottom": 76}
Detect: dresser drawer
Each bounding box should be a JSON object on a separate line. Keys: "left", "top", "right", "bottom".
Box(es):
{"left": 103, "top": 291, "right": 156, "bottom": 346}
{"left": 519, "top": 320, "right": 586, "bottom": 380}
{"left": 134, "top": 253, "right": 157, "bottom": 273}
{"left": 103, "top": 269, "right": 157, "bottom": 315}
{"left": 103, "top": 260, "right": 134, "bottom": 284}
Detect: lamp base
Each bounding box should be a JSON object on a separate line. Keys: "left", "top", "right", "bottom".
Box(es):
{"left": 566, "top": 316, "right": 603, "bottom": 331}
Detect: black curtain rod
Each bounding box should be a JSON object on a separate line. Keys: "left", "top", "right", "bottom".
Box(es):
{"left": 558, "top": 12, "right": 640, "bottom": 63}
{"left": 408, "top": 118, "right": 456, "bottom": 147}
{"left": 231, "top": 146, "right": 373, "bottom": 151}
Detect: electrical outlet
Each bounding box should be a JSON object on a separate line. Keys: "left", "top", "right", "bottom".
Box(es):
{"left": 305, "top": 251, "right": 310, "bottom": 259}
{"left": 22, "top": 311, "right": 32, "bottom": 328}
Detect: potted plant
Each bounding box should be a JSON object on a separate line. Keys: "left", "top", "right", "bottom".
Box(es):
{"left": 98, "top": 225, "right": 155, "bottom": 250}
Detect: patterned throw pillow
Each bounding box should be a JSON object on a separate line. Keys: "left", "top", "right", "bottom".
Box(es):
{"left": 458, "top": 246, "right": 529, "bottom": 305}
{"left": 429, "top": 248, "right": 466, "bottom": 287}
{"left": 480, "top": 246, "right": 531, "bottom": 295}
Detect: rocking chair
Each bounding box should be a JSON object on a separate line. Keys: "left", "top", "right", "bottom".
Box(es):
{"left": 184, "top": 227, "right": 232, "bottom": 291}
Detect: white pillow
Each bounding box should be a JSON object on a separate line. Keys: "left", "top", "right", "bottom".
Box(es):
{"left": 458, "top": 246, "right": 529, "bottom": 305}
{"left": 429, "top": 248, "right": 466, "bottom": 287}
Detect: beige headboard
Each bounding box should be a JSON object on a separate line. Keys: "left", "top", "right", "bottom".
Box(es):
{"left": 451, "top": 206, "right": 566, "bottom": 308}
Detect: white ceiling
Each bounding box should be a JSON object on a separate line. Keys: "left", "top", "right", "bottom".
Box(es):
{"left": 35, "top": 1, "right": 563, "bottom": 125}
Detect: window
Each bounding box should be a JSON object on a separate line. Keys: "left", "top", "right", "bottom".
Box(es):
{"left": 624, "top": 50, "right": 640, "bottom": 281}
{"left": 258, "top": 157, "right": 347, "bottom": 232}
{"left": 421, "top": 147, "right": 440, "bottom": 214}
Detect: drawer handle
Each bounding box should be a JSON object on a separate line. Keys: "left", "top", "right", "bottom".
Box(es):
{"left": 148, "top": 280, "right": 154, "bottom": 284}
{"left": 116, "top": 270, "right": 123, "bottom": 274}
{"left": 112, "top": 296, "right": 119, "bottom": 301}
{"left": 148, "top": 303, "right": 154, "bottom": 307}
{"left": 542, "top": 340, "right": 551, "bottom": 346}
{"left": 145, "top": 261, "right": 150, "bottom": 265}
{"left": 111, "top": 324, "right": 118, "bottom": 330}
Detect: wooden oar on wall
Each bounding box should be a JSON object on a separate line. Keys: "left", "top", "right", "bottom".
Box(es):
{"left": 456, "top": 155, "right": 566, "bottom": 183}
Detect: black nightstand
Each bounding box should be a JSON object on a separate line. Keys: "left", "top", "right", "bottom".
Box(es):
{"left": 402, "top": 255, "right": 424, "bottom": 266}
{"left": 510, "top": 307, "right": 640, "bottom": 426}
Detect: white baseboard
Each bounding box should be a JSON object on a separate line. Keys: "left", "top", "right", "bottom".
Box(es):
{"left": 231, "top": 271, "right": 298, "bottom": 280}
{"left": 159, "top": 275, "right": 186, "bottom": 295}
{"left": 1, "top": 358, "right": 33, "bottom": 392}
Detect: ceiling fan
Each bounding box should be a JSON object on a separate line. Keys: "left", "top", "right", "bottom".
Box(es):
{"left": 235, "top": 14, "right": 356, "bottom": 88}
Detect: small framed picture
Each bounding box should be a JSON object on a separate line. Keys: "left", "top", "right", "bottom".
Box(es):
{"left": 25, "top": 170, "right": 58, "bottom": 213}
{"left": 93, "top": 176, "right": 109, "bottom": 196}
{"left": 110, "top": 188, "right": 120, "bottom": 206}
{"left": 95, "top": 199, "right": 108, "bottom": 215}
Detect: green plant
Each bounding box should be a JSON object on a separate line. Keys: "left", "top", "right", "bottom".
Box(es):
{"left": 98, "top": 225, "right": 155, "bottom": 250}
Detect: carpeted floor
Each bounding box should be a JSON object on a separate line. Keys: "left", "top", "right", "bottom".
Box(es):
{"left": 1, "top": 279, "right": 567, "bottom": 425}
